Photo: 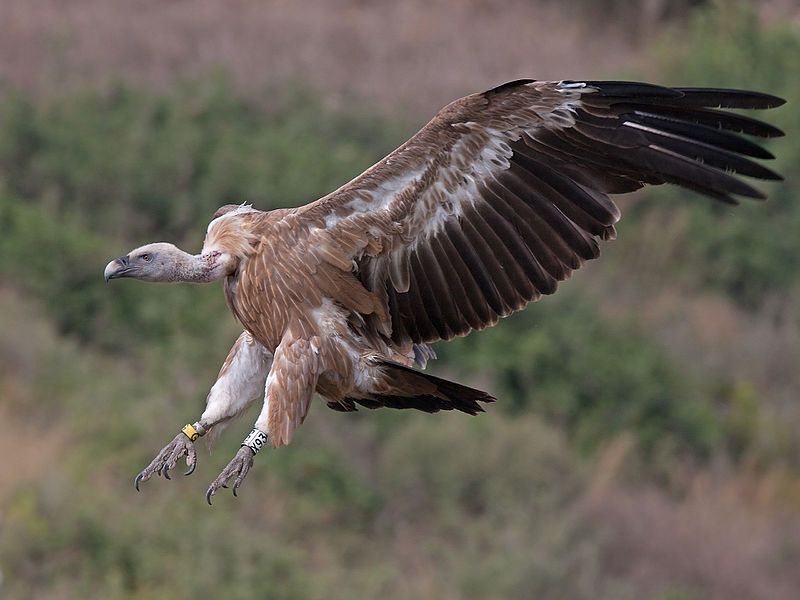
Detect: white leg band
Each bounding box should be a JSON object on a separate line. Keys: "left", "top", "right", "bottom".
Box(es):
{"left": 242, "top": 429, "right": 269, "bottom": 455}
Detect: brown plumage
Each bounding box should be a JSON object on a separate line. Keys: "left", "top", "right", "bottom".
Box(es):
{"left": 106, "top": 79, "right": 784, "bottom": 496}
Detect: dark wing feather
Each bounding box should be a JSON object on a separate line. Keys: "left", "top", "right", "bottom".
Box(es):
{"left": 298, "top": 80, "right": 784, "bottom": 347}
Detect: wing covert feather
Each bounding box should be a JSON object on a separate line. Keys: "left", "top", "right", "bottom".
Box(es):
{"left": 294, "top": 80, "right": 783, "bottom": 346}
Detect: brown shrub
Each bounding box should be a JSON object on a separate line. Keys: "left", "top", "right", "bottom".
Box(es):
{"left": 583, "top": 441, "right": 800, "bottom": 600}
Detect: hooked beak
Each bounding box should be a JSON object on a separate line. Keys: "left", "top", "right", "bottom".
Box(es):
{"left": 104, "top": 255, "right": 132, "bottom": 282}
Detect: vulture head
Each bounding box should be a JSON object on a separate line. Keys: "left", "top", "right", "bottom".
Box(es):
{"left": 104, "top": 242, "right": 234, "bottom": 283}
{"left": 105, "top": 242, "right": 185, "bottom": 282}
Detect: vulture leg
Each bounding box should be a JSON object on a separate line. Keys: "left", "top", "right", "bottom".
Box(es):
{"left": 205, "top": 329, "right": 322, "bottom": 503}
{"left": 134, "top": 331, "right": 272, "bottom": 492}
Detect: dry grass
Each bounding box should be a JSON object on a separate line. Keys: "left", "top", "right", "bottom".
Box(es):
{"left": 0, "top": 408, "right": 68, "bottom": 506}
{"left": 0, "top": 0, "right": 795, "bottom": 117}
{"left": 584, "top": 439, "right": 800, "bottom": 600}
{"left": 0, "top": 0, "right": 641, "bottom": 114}
{"left": 3, "top": 1, "right": 795, "bottom": 117}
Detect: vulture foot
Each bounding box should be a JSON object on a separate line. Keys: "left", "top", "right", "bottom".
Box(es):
{"left": 206, "top": 446, "right": 254, "bottom": 505}
{"left": 134, "top": 433, "right": 197, "bottom": 491}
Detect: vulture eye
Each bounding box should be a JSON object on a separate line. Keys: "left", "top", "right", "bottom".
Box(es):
{"left": 141, "top": 253, "right": 152, "bottom": 262}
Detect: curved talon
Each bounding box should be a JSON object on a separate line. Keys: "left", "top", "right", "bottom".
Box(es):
{"left": 134, "top": 432, "right": 198, "bottom": 492}
{"left": 232, "top": 458, "right": 251, "bottom": 497}
{"left": 184, "top": 445, "right": 197, "bottom": 476}
{"left": 232, "top": 476, "right": 245, "bottom": 497}
{"left": 205, "top": 446, "right": 254, "bottom": 504}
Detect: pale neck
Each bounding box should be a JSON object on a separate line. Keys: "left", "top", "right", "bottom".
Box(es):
{"left": 169, "top": 249, "right": 225, "bottom": 283}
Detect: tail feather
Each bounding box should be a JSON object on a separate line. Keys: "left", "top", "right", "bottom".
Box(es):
{"left": 329, "top": 360, "right": 495, "bottom": 416}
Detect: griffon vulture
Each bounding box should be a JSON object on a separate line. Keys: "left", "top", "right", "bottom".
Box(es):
{"left": 103, "top": 79, "right": 785, "bottom": 504}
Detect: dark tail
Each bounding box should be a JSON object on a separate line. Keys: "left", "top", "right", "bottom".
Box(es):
{"left": 328, "top": 360, "right": 495, "bottom": 415}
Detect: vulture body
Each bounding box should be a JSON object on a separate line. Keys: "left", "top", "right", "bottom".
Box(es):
{"left": 104, "top": 79, "right": 785, "bottom": 501}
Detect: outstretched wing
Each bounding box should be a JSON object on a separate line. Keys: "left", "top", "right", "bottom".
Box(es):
{"left": 296, "top": 79, "right": 784, "bottom": 346}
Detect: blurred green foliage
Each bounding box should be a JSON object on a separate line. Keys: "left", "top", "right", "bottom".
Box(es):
{"left": 443, "top": 293, "right": 721, "bottom": 457}
{"left": 0, "top": 77, "right": 410, "bottom": 242}
{"left": 0, "top": 301, "right": 601, "bottom": 598}
{"left": 651, "top": 1, "right": 800, "bottom": 306}
{"left": 0, "top": 3, "right": 798, "bottom": 598}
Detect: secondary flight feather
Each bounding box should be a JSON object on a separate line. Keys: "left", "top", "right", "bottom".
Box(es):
{"left": 103, "top": 79, "right": 785, "bottom": 503}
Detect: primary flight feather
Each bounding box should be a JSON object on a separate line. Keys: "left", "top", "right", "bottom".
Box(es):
{"left": 103, "top": 79, "right": 785, "bottom": 503}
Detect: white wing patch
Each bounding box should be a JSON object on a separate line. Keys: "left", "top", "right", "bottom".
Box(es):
{"left": 410, "top": 125, "right": 516, "bottom": 245}
{"left": 410, "top": 92, "right": 582, "bottom": 244}
{"left": 309, "top": 82, "right": 588, "bottom": 266}
{"left": 323, "top": 166, "right": 427, "bottom": 229}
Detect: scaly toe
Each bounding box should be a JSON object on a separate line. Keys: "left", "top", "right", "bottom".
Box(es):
{"left": 205, "top": 447, "right": 254, "bottom": 504}
{"left": 135, "top": 432, "right": 197, "bottom": 492}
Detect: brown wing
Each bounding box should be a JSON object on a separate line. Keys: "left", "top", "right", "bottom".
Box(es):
{"left": 295, "top": 79, "right": 784, "bottom": 346}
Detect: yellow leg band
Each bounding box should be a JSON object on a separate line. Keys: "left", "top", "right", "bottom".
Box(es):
{"left": 181, "top": 423, "right": 200, "bottom": 442}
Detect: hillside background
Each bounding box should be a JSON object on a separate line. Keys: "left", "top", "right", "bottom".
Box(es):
{"left": 1, "top": 1, "right": 799, "bottom": 598}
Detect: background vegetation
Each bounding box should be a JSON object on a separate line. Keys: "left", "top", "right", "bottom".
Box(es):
{"left": 0, "top": 1, "right": 798, "bottom": 598}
